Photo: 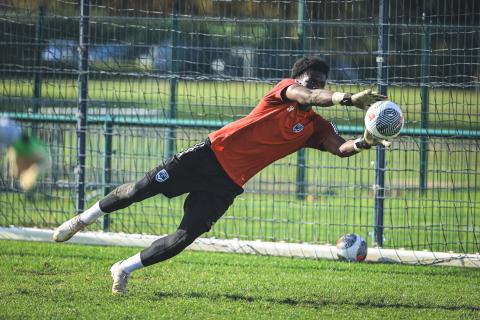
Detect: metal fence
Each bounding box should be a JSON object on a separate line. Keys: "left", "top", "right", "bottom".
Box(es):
{"left": 0, "top": 0, "right": 479, "bottom": 254}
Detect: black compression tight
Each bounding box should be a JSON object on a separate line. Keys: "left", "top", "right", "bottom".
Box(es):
{"left": 97, "top": 177, "right": 207, "bottom": 266}
{"left": 98, "top": 177, "right": 153, "bottom": 213}
{"left": 140, "top": 227, "right": 204, "bottom": 266}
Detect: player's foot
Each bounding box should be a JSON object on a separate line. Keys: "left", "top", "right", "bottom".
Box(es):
{"left": 111, "top": 261, "right": 130, "bottom": 296}
{"left": 53, "top": 215, "right": 89, "bottom": 242}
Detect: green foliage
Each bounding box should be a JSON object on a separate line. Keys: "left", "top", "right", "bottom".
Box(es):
{"left": 0, "top": 240, "right": 479, "bottom": 319}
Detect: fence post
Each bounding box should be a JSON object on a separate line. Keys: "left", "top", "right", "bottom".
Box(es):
{"left": 296, "top": 0, "right": 306, "bottom": 200}
{"left": 164, "top": 4, "right": 178, "bottom": 159}
{"left": 419, "top": 13, "right": 431, "bottom": 193}
{"left": 373, "top": 0, "right": 389, "bottom": 247}
{"left": 26, "top": 4, "right": 45, "bottom": 198}
{"left": 76, "top": 0, "right": 90, "bottom": 213}
{"left": 102, "top": 120, "right": 113, "bottom": 231}
{"left": 33, "top": 5, "right": 45, "bottom": 114}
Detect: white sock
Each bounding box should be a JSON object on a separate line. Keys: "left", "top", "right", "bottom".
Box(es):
{"left": 119, "top": 253, "right": 144, "bottom": 274}
{"left": 79, "top": 201, "right": 105, "bottom": 224}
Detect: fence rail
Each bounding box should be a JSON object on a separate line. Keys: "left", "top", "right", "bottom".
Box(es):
{"left": 3, "top": 112, "right": 480, "bottom": 138}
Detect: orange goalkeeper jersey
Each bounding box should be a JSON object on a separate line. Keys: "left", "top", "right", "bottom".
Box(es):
{"left": 208, "top": 78, "right": 337, "bottom": 187}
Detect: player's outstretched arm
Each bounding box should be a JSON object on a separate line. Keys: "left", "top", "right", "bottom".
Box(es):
{"left": 285, "top": 85, "right": 386, "bottom": 109}
{"left": 320, "top": 129, "right": 391, "bottom": 158}
{"left": 285, "top": 84, "right": 336, "bottom": 107}
{"left": 321, "top": 134, "right": 360, "bottom": 158}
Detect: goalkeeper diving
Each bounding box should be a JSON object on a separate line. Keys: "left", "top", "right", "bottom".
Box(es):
{"left": 53, "top": 57, "right": 392, "bottom": 295}
{"left": 0, "top": 117, "right": 48, "bottom": 191}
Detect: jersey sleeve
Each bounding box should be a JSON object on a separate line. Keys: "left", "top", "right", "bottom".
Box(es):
{"left": 305, "top": 117, "right": 338, "bottom": 150}
{"left": 262, "top": 79, "right": 298, "bottom": 105}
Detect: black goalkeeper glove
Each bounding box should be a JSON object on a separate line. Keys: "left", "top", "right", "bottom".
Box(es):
{"left": 353, "top": 136, "right": 372, "bottom": 151}
{"left": 353, "top": 129, "right": 392, "bottom": 152}
{"left": 333, "top": 89, "right": 387, "bottom": 110}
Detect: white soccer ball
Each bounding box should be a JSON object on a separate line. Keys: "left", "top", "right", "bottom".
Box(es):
{"left": 364, "top": 101, "right": 404, "bottom": 140}
{"left": 336, "top": 233, "right": 368, "bottom": 262}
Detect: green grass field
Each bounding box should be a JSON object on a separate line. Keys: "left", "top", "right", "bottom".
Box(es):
{"left": 0, "top": 240, "right": 479, "bottom": 319}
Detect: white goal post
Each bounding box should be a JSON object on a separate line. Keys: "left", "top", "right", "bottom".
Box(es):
{"left": 1, "top": 226, "right": 479, "bottom": 268}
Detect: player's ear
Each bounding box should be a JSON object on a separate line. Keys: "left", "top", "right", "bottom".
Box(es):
{"left": 296, "top": 72, "right": 310, "bottom": 87}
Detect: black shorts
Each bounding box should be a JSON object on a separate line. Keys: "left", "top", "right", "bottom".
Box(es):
{"left": 145, "top": 138, "right": 243, "bottom": 232}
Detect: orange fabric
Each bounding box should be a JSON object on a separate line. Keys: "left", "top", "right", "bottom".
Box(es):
{"left": 208, "top": 79, "right": 336, "bottom": 186}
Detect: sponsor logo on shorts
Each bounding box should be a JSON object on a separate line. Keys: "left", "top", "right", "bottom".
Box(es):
{"left": 155, "top": 169, "right": 169, "bottom": 182}
{"left": 293, "top": 123, "right": 304, "bottom": 133}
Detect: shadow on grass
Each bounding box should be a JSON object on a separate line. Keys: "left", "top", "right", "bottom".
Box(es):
{"left": 172, "top": 257, "right": 478, "bottom": 279}
{"left": 152, "top": 290, "right": 480, "bottom": 312}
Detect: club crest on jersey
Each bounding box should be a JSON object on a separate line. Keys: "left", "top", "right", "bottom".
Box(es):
{"left": 293, "top": 123, "right": 304, "bottom": 133}
{"left": 155, "top": 169, "right": 169, "bottom": 183}
{"left": 287, "top": 106, "right": 295, "bottom": 112}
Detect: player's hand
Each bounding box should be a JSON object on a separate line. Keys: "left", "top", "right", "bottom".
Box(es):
{"left": 351, "top": 89, "right": 387, "bottom": 110}
{"left": 363, "top": 128, "right": 392, "bottom": 148}
{"left": 7, "top": 135, "right": 48, "bottom": 191}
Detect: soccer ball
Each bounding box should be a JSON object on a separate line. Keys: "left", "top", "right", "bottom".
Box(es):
{"left": 364, "top": 101, "right": 404, "bottom": 140}
{"left": 336, "top": 233, "right": 368, "bottom": 262}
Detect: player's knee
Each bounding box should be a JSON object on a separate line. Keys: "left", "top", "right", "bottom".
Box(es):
{"left": 99, "top": 179, "right": 147, "bottom": 212}
{"left": 117, "top": 182, "right": 142, "bottom": 201}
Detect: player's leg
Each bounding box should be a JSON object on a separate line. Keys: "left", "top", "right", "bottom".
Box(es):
{"left": 52, "top": 175, "right": 155, "bottom": 242}
{"left": 110, "top": 191, "right": 235, "bottom": 295}
{"left": 53, "top": 140, "right": 211, "bottom": 242}
{"left": 110, "top": 226, "right": 205, "bottom": 296}
{"left": 53, "top": 158, "right": 187, "bottom": 242}
{"left": 66, "top": 139, "right": 210, "bottom": 229}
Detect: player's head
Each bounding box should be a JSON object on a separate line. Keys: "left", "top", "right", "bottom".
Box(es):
{"left": 291, "top": 57, "right": 329, "bottom": 89}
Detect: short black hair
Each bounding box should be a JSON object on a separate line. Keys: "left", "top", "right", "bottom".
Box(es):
{"left": 291, "top": 56, "right": 329, "bottom": 79}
